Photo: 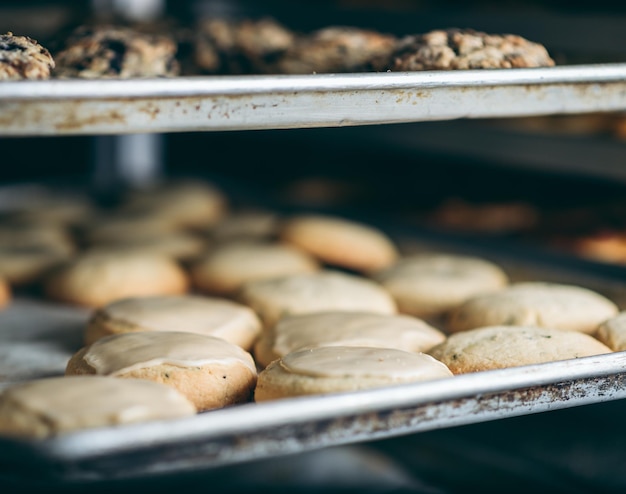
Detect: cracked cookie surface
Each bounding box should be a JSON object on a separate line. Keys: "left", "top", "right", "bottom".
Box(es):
{"left": 0, "top": 32, "right": 55, "bottom": 80}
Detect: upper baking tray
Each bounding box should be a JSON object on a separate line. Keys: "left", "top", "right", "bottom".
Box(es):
{"left": 1, "top": 63, "right": 625, "bottom": 136}
{"left": 2, "top": 226, "right": 626, "bottom": 483}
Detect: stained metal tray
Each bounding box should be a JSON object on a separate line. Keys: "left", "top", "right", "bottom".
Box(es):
{"left": 1, "top": 228, "right": 626, "bottom": 483}
{"left": 0, "top": 64, "right": 625, "bottom": 136}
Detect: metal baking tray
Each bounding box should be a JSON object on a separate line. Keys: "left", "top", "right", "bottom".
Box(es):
{"left": 1, "top": 226, "right": 626, "bottom": 483}
{"left": 1, "top": 64, "right": 626, "bottom": 136}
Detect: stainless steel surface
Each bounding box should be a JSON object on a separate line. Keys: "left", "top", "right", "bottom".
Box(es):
{"left": 1, "top": 64, "right": 625, "bottom": 136}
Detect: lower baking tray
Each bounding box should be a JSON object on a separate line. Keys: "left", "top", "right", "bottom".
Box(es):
{"left": 1, "top": 224, "right": 626, "bottom": 483}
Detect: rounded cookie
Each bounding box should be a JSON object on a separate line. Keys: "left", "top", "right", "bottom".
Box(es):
{"left": 85, "top": 294, "right": 261, "bottom": 349}
{"left": 280, "top": 214, "right": 399, "bottom": 273}
{"left": 254, "top": 311, "right": 446, "bottom": 368}
{"left": 0, "top": 376, "right": 196, "bottom": 438}
{"left": 43, "top": 252, "right": 189, "bottom": 308}
{"left": 595, "top": 312, "right": 626, "bottom": 351}
{"left": 0, "top": 245, "right": 74, "bottom": 286}
{"left": 428, "top": 325, "right": 612, "bottom": 374}
{"left": 372, "top": 253, "right": 508, "bottom": 319}
{"left": 120, "top": 180, "right": 227, "bottom": 230}
{"left": 255, "top": 346, "right": 453, "bottom": 402}
{"left": 210, "top": 210, "right": 280, "bottom": 244}
{"left": 66, "top": 332, "right": 257, "bottom": 412}
{"left": 446, "top": 282, "right": 618, "bottom": 334}
{"left": 54, "top": 24, "right": 179, "bottom": 78}
{"left": 190, "top": 241, "right": 319, "bottom": 296}
{"left": 238, "top": 270, "right": 397, "bottom": 330}
{"left": 276, "top": 26, "right": 398, "bottom": 74}
{"left": 392, "top": 28, "right": 555, "bottom": 71}
{"left": 0, "top": 32, "right": 55, "bottom": 80}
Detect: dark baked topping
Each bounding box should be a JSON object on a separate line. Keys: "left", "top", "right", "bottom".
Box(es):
{"left": 0, "top": 32, "right": 55, "bottom": 81}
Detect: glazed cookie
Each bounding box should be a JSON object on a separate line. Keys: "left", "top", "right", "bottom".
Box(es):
{"left": 43, "top": 252, "right": 189, "bottom": 308}
{"left": 190, "top": 241, "right": 319, "bottom": 296}
{"left": 238, "top": 270, "right": 397, "bottom": 330}
{"left": 429, "top": 325, "right": 612, "bottom": 374}
{"left": 446, "top": 282, "right": 618, "bottom": 334}
{"left": 85, "top": 294, "right": 261, "bottom": 349}
{"left": 54, "top": 25, "right": 179, "bottom": 78}
{"left": 372, "top": 253, "right": 509, "bottom": 319}
{"left": 0, "top": 32, "right": 55, "bottom": 80}
{"left": 276, "top": 26, "right": 398, "bottom": 74}
{"left": 391, "top": 28, "right": 555, "bottom": 71}
{"left": 254, "top": 311, "right": 446, "bottom": 368}
{"left": 66, "top": 332, "right": 257, "bottom": 411}
{"left": 595, "top": 312, "right": 626, "bottom": 351}
{"left": 120, "top": 180, "right": 228, "bottom": 230}
{"left": 0, "top": 376, "right": 196, "bottom": 438}
{"left": 255, "top": 346, "right": 453, "bottom": 402}
{"left": 280, "top": 214, "right": 399, "bottom": 273}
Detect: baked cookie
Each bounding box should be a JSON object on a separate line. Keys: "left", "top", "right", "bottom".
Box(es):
{"left": 210, "top": 210, "right": 280, "bottom": 244}
{"left": 280, "top": 214, "right": 399, "bottom": 273}
{"left": 190, "top": 241, "right": 319, "bottom": 296}
{"left": 254, "top": 311, "right": 446, "bottom": 368}
{"left": 429, "top": 325, "right": 612, "bottom": 374}
{"left": 372, "top": 253, "right": 509, "bottom": 319}
{"left": 0, "top": 376, "right": 196, "bottom": 438}
{"left": 43, "top": 251, "right": 189, "bottom": 308}
{"left": 238, "top": 270, "right": 397, "bottom": 330}
{"left": 88, "top": 231, "right": 207, "bottom": 262}
{"left": 5, "top": 192, "right": 94, "bottom": 228}
{"left": 447, "top": 282, "right": 619, "bottom": 334}
{"left": 120, "top": 180, "right": 228, "bottom": 230}
{"left": 275, "top": 26, "right": 398, "bottom": 74}
{"left": 54, "top": 24, "right": 179, "bottom": 78}
{"left": 194, "top": 17, "right": 295, "bottom": 74}
{"left": 391, "top": 28, "right": 555, "bottom": 71}
{"left": 0, "top": 32, "right": 55, "bottom": 80}
{"left": 595, "top": 312, "right": 626, "bottom": 351}
{"left": 66, "top": 332, "right": 257, "bottom": 412}
{"left": 85, "top": 294, "right": 262, "bottom": 349}
{"left": 254, "top": 346, "right": 453, "bottom": 402}
{"left": 0, "top": 245, "right": 74, "bottom": 286}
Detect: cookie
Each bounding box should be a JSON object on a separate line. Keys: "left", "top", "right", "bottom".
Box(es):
{"left": 276, "top": 26, "right": 398, "bottom": 74}
{"left": 428, "top": 325, "right": 612, "bottom": 374}
{"left": 447, "top": 282, "right": 619, "bottom": 334}
{"left": 253, "top": 311, "right": 446, "bottom": 368}
{"left": 595, "top": 312, "right": 626, "bottom": 351}
{"left": 88, "top": 231, "right": 207, "bottom": 262}
{"left": 190, "top": 241, "right": 319, "bottom": 296}
{"left": 0, "top": 245, "right": 74, "bottom": 286}
{"left": 194, "top": 17, "right": 295, "bottom": 74}
{"left": 0, "top": 32, "right": 55, "bottom": 80}
{"left": 66, "top": 332, "right": 257, "bottom": 412}
{"left": 85, "top": 294, "right": 262, "bottom": 349}
{"left": 210, "top": 210, "right": 280, "bottom": 244}
{"left": 280, "top": 214, "right": 399, "bottom": 273}
{"left": 372, "top": 253, "right": 509, "bottom": 319}
{"left": 0, "top": 376, "right": 196, "bottom": 438}
{"left": 120, "top": 180, "right": 228, "bottom": 230}
{"left": 254, "top": 346, "right": 453, "bottom": 402}
{"left": 54, "top": 24, "right": 179, "bottom": 78}
{"left": 43, "top": 252, "right": 189, "bottom": 308}
{"left": 392, "top": 28, "right": 555, "bottom": 71}
{"left": 238, "top": 270, "right": 397, "bottom": 330}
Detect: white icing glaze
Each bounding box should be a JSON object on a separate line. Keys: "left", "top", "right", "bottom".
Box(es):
{"left": 280, "top": 346, "right": 452, "bottom": 380}
{"left": 84, "top": 332, "right": 257, "bottom": 376}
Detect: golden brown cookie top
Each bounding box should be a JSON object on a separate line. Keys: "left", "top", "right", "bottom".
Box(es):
{"left": 392, "top": 28, "right": 555, "bottom": 71}
{"left": 0, "top": 32, "right": 55, "bottom": 80}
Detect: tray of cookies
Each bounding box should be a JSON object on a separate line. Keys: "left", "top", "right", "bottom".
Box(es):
{"left": 1, "top": 18, "right": 626, "bottom": 136}
{"left": 2, "top": 179, "right": 626, "bottom": 482}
